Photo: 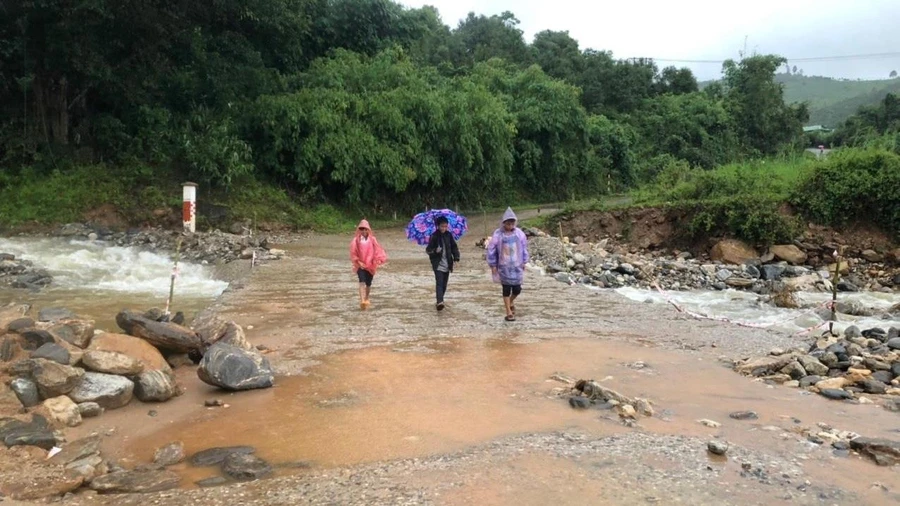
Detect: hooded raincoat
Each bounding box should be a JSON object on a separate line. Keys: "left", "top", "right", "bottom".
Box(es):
{"left": 350, "top": 219, "right": 388, "bottom": 274}
{"left": 486, "top": 207, "right": 529, "bottom": 286}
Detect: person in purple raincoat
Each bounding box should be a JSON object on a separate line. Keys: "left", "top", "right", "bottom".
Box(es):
{"left": 486, "top": 207, "right": 529, "bottom": 322}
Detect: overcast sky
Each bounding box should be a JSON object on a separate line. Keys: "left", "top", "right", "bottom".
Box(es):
{"left": 399, "top": 0, "right": 900, "bottom": 81}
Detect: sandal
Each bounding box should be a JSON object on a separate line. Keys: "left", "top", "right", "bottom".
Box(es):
{"left": 504, "top": 315, "right": 516, "bottom": 322}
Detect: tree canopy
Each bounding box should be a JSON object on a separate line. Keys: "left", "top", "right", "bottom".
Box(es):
{"left": 0, "top": 0, "right": 807, "bottom": 212}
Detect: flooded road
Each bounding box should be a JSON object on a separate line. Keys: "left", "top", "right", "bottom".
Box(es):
{"left": 56, "top": 210, "right": 899, "bottom": 505}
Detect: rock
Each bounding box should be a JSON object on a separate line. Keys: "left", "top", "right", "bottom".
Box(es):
{"left": 837, "top": 280, "right": 859, "bottom": 292}
{"left": 82, "top": 350, "right": 144, "bottom": 375}
{"left": 52, "top": 319, "right": 95, "bottom": 348}
{"left": 10, "top": 378, "right": 40, "bottom": 407}
{"left": 635, "top": 398, "right": 654, "bottom": 417}
{"left": 1, "top": 414, "right": 56, "bottom": 449}
{"left": 568, "top": 396, "right": 590, "bottom": 409}
{"left": 861, "top": 379, "right": 888, "bottom": 395}
{"left": 50, "top": 435, "right": 101, "bottom": 466}
{"left": 190, "top": 446, "right": 256, "bottom": 467}
{"left": 715, "top": 269, "right": 732, "bottom": 281}
{"left": 88, "top": 333, "right": 170, "bottom": 372}
{"left": 734, "top": 352, "right": 802, "bottom": 376}
{"left": 67, "top": 453, "right": 104, "bottom": 481}
{"left": 797, "top": 356, "right": 829, "bottom": 376}
{"left": 117, "top": 310, "right": 202, "bottom": 353}
{"left": 217, "top": 322, "right": 253, "bottom": 351}
{"left": 32, "top": 359, "right": 85, "bottom": 398}
{"left": 7, "top": 317, "right": 35, "bottom": 332}
{"left": 90, "top": 470, "right": 181, "bottom": 493}
{"left": 849, "top": 437, "right": 900, "bottom": 466}
{"left": 698, "top": 419, "right": 721, "bottom": 428}
{"left": 819, "top": 352, "right": 839, "bottom": 368}
{"left": 819, "top": 388, "right": 853, "bottom": 400}
{"left": 729, "top": 411, "right": 758, "bottom": 420}
{"left": 886, "top": 337, "right": 900, "bottom": 350}
{"left": 222, "top": 452, "right": 273, "bottom": 481}
{"left": 780, "top": 361, "right": 807, "bottom": 380}
{"left": 844, "top": 326, "right": 862, "bottom": 339}
{"left": 3, "top": 475, "right": 84, "bottom": 501}
{"left": 154, "top": 441, "right": 185, "bottom": 467}
{"left": 28, "top": 343, "right": 70, "bottom": 367}
{"left": 799, "top": 375, "right": 822, "bottom": 388}
{"left": 710, "top": 240, "right": 758, "bottom": 265}
{"left": 769, "top": 245, "right": 807, "bottom": 265}
{"left": 760, "top": 264, "right": 786, "bottom": 281}
{"left": 872, "top": 370, "right": 894, "bottom": 384}
{"left": 19, "top": 328, "right": 55, "bottom": 350}
{"left": 197, "top": 342, "right": 274, "bottom": 391}
{"left": 44, "top": 396, "right": 82, "bottom": 427}
{"left": 553, "top": 272, "right": 571, "bottom": 283}
{"left": 69, "top": 372, "right": 134, "bottom": 409}
{"left": 707, "top": 440, "right": 729, "bottom": 455}
{"left": 861, "top": 249, "right": 883, "bottom": 262}
{"left": 196, "top": 476, "right": 229, "bottom": 488}
{"left": 77, "top": 402, "right": 103, "bottom": 418}
{"left": 133, "top": 369, "right": 177, "bottom": 402}
{"left": 0, "top": 336, "right": 20, "bottom": 361}
{"left": 165, "top": 353, "right": 194, "bottom": 369}
{"left": 37, "top": 307, "right": 77, "bottom": 322}
{"left": 815, "top": 377, "right": 850, "bottom": 390}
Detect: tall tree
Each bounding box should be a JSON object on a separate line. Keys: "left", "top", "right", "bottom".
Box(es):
{"left": 530, "top": 30, "right": 582, "bottom": 83}
{"left": 450, "top": 11, "right": 529, "bottom": 67}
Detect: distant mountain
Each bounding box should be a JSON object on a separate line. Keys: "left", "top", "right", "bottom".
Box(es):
{"left": 775, "top": 74, "right": 900, "bottom": 127}
{"left": 699, "top": 74, "right": 900, "bottom": 128}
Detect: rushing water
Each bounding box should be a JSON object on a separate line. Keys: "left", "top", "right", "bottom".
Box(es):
{"left": 0, "top": 237, "right": 228, "bottom": 329}
{"left": 614, "top": 285, "right": 900, "bottom": 334}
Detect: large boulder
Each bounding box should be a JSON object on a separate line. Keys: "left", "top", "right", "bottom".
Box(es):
{"left": 18, "top": 328, "right": 55, "bottom": 350}
{"left": 197, "top": 343, "right": 274, "bottom": 391}
{"left": 222, "top": 453, "right": 273, "bottom": 481}
{"left": 117, "top": 310, "right": 201, "bottom": 353}
{"left": 30, "top": 342, "right": 70, "bottom": 365}
{"left": 10, "top": 378, "right": 40, "bottom": 407}
{"left": 43, "top": 395, "right": 82, "bottom": 427}
{"left": 31, "top": 359, "right": 85, "bottom": 398}
{"left": 68, "top": 372, "right": 134, "bottom": 409}
{"left": 710, "top": 240, "right": 758, "bottom": 266}
{"left": 133, "top": 370, "right": 178, "bottom": 402}
{"left": 769, "top": 245, "right": 808, "bottom": 265}
{"left": 0, "top": 414, "right": 56, "bottom": 449}
{"left": 50, "top": 319, "right": 95, "bottom": 349}
{"left": 82, "top": 350, "right": 144, "bottom": 375}
{"left": 88, "top": 333, "right": 171, "bottom": 373}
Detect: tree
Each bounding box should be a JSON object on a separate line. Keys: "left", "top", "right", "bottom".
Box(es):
{"left": 654, "top": 66, "right": 699, "bottom": 95}
{"left": 722, "top": 55, "right": 808, "bottom": 156}
{"left": 530, "top": 30, "right": 582, "bottom": 83}
{"left": 891, "top": 70, "right": 898, "bottom": 78}
{"left": 450, "top": 11, "right": 529, "bottom": 67}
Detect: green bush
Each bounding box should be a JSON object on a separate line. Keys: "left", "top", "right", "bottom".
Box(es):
{"left": 791, "top": 148, "right": 900, "bottom": 238}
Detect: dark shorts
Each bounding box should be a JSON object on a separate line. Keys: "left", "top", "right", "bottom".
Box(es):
{"left": 357, "top": 269, "right": 374, "bottom": 286}
{"left": 502, "top": 284, "right": 522, "bottom": 297}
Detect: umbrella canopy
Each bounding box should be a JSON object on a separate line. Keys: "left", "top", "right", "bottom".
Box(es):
{"left": 406, "top": 209, "right": 468, "bottom": 246}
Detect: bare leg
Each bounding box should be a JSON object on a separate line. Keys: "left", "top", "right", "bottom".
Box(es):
{"left": 358, "top": 283, "right": 367, "bottom": 309}
{"left": 510, "top": 293, "right": 518, "bottom": 315}
{"left": 503, "top": 296, "right": 513, "bottom": 317}
{"left": 365, "top": 285, "right": 371, "bottom": 302}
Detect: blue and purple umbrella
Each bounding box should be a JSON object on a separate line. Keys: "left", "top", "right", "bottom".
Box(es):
{"left": 406, "top": 209, "right": 468, "bottom": 246}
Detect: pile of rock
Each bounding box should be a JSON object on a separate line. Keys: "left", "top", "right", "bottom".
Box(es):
{"left": 1, "top": 301, "right": 273, "bottom": 434}
{"left": 55, "top": 223, "right": 284, "bottom": 265}
{"left": 0, "top": 253, "right": 53, "bottom": 291}
{"left": 523, "top": 230, "right": 900, "bottom": 296}
{"left": 732, "top": 326, "right": 900, "bottom": 409}
{"left": 1, "top": 304, "right": 181, "bottom": 430}
{"left": 552, "top": 375, "right": 654, "bottom": 426}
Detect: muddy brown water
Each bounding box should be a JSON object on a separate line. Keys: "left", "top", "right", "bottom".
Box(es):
{"left": 21, "top": 211, "right": 900, "bottom": 503}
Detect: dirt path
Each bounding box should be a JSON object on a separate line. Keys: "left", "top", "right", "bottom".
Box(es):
{"left": 61, "top": 210, "right": 900, "bottom": 505}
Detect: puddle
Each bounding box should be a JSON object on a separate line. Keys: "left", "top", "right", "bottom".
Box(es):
{"left": 92, "top": 336, "right": 900, "bottom": 493}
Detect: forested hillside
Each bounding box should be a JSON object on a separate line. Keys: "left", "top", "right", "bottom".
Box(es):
{"left": 0, "top": 0, "right": 809, "bottom": 227}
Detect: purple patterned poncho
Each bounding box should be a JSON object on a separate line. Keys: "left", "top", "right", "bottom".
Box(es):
{"left": 486, "top": 207, "right": 529, "bottom": 286}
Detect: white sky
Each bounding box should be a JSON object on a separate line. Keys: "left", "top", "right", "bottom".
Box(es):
{"left": 399, "top": 0, "right": 900, "bottom": 80}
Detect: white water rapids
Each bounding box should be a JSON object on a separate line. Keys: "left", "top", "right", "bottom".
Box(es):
{"left": 0, "top": 237, "right": 228, "bottom": 327}
{"left": 615, "top": 286, "right": 899, "bottom": 334}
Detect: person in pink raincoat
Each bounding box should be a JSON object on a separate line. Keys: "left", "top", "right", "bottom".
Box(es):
{"left": 350, "top": 219, "right": 388, "bottom": 310}
{"left": 486, "top": 207, "right": 529, "bottom": 321}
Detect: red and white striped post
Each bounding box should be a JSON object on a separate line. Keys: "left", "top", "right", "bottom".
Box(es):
{"left": 182, "top": 182, "right": 198, "bottom": 233}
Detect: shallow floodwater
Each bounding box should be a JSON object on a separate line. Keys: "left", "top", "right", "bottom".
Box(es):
{"left": 0, "top": 237, "right": 228, "bottom": 328}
